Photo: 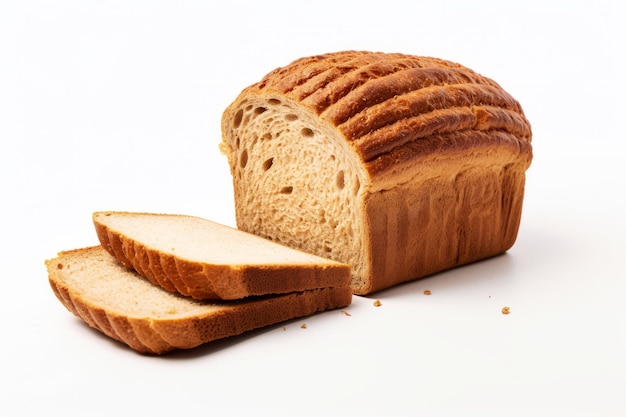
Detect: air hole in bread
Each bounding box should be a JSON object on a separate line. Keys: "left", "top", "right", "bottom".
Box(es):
{"left": 262, "top": 158, "right": 274, "bottom": 171}
{"left": 353, "top": 177, "right": 361, "bottom": 195}
{"left": 285, "top": 114, "right": 298, "bottom": 122}
{"left": 323, "top": 245, "right": 332, "bottom": 253}
{"left": 239, "top": 149, "right": 248, "bottom": 168}
{"left": 336, "top": 170, "right": 345, "bottom": 190}
{"left": 268, "top": 98, "right": 281, "bottom": 105}
{"left": 280, "top": 186, "right": 293, "bottom": 194}
{"left": 301, "top": 128, "right": 314, "bottom": 137}
{"left": 254, "top": 107, "right": 267, "bottom": 115}
{"left": 262, "top": 133, "right": 272, "bottom": 140}
{"left": 233, "top": 109, "right": 244, "bottom": 129}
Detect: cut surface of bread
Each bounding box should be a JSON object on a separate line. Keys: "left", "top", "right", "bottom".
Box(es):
{"left": 92, "top": 211, "right": 351, "bottom": 300}
{"left": 220, "top": 50, "right": 532, "bottom": 295}
{"left": 46, "top": 246, "right": 352, "bottom": 355}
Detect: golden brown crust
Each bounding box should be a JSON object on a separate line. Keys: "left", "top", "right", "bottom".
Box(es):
{"left": 363, "top": 160, "right": 528, "bottom": 294}
{"left": 94, "top": 220, "right": 222, "bottom": 298}
{"left": 241, "top": 50, "right": 531, "bottom": 176}
{"left": 49, "top": 277, "right": 353, "bottom": 355}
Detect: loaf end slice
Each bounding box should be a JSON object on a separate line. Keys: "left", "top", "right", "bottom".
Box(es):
{"left": 93, "top": 211, "right": 350, "bottom": 300}
{"left": 46, "top": 246, "right": 352, "bottom": 355}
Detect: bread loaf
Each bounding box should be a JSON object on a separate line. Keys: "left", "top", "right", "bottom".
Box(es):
{"left": 220, "top": 51, "right": 532, "bottom": 295}
{"left": 93, "top": 211, "right": 350, "bottom": 300}
{"left": 46, "top": 246, "right": 352, "bottom": 354}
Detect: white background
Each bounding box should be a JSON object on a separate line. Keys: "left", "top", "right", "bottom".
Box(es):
{"left": 1, "top": 1, "right": 624, "bottom": 416}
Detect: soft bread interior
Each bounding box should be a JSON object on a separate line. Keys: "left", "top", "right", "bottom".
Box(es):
{"left": 48, "top": 246, "right": 219, "bottom": 319}
{"left": 221, "top": 95, "right": 370, "bottom": 291}
{"left": 94, "top": 212, "right": 346, "bottom": 266}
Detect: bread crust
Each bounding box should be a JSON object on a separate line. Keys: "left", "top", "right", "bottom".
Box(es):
{"left": 242, "top": 50, "right": 531, "bottom": 178}
{"left": 46, "top": 246, "right": 352, "bottom": 354}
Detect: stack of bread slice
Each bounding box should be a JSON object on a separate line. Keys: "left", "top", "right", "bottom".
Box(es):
{"left": 46, "top": 212, "right": 352, "bottom": 354}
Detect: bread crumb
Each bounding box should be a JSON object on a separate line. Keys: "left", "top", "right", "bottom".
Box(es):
{"left": 341, "top": 310, "right": 351, "bottom": 316}
{"left": 373, "top": 299, "right": 382, "bottom": 307}
{"left": 501, "top": 306, "right": 510, "bottom": 315}
{"left": 282, "top": 326, "right": 286, "bottom": 331}
{"left": 423, "top": 289, "right": 431, "bottom": 295}
{"left": 300, "top": 323, "right": 307, "bottom": 329}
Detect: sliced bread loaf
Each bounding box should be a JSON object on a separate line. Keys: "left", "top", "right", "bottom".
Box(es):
{"left": 46, "top": 246, "right": 352, "bottom": 354}
{"left": 220, "top": 51, "right": 532, "bottom": 295}
{"left": 93, "top": 211, "right": 351, "bottom": 300}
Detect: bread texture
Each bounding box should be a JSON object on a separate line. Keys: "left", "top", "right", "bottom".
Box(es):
{"left": 220, "top": 50, "right": 533, "bottom": 295}
{"left": 93, "top": 211, "right": 351, "bottom": 300}
{"left": 46, "top": 246, "right": 352, "bottom": 354}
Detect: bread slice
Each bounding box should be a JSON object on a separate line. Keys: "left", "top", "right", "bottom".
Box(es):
{"left": 220, "top": 51, "right": 533, "bottom": 295}
{"left": 92, "top": 211, "right": 351, "bottom": 300}
{"left": 46, "top": 246, "right": 352, "bottom": 355}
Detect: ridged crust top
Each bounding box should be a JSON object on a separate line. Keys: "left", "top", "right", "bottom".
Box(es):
{"left": 240, "top": 51, "right": 532, "bottom": 174}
